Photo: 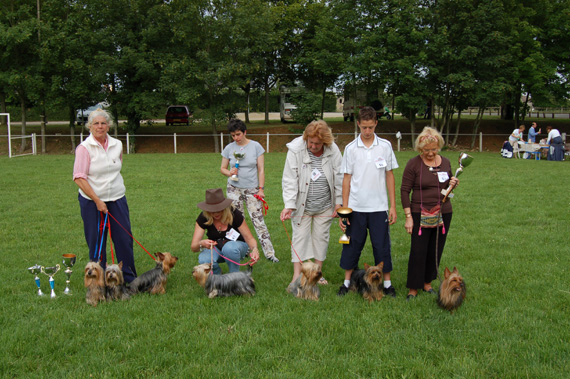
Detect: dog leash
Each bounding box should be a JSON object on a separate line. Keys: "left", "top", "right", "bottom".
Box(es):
{"left": 281, "top": 219, "right": 304, "bottom": 263}
{"left": 206, "top": 242, "right": 254, "bottom": 270}
{"left": 106, "top": 211, "right": 157, "bottom": 261}
{"left": 253, "top": 194, "right": 268, "bottom": 216}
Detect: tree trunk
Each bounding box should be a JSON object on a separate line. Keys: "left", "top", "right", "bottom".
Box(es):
{"left": 452, "top": 110, "right": 462, "bottom": 146}
{"left": 320, "top": 87, "right": 326, "bottom": 120}
{"left": 264, "top": 77, "right": 270, "bottom": 124}
{"left": 0, "top": 92, "right": 6, "bottom": 127}
{"left": 19, "top": 97, "right": 27, "bottom": 153}
{"left": 69, "top": 106, "right": 77, "bottom": 152}
{"left": 470, "top": 107, "right": 484, "bottom": 149}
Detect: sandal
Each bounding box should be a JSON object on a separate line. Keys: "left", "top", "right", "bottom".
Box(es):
{"left": 318, "top": 277, "right": 329, "bottom": 285}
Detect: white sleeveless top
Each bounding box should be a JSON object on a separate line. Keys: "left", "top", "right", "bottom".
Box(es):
{"left": 78, "top": 134, "right": 126, "bottom": 202}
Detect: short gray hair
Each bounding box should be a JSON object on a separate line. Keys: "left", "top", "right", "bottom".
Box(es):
{"left": 86, "top": 109, "right": 112, "bottom": 130}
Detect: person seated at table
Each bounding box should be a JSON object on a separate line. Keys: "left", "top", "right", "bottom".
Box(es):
{"left": 191, "top": 188, "right": 260, "bottom": 274}
{"left": 546, "top": 126, "right": 564, "bottom": 161}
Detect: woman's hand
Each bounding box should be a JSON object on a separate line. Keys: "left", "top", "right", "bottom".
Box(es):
{"left": 450, "top": 176, "right": 459, "bottom": 189}
{"left": 229, "top": 167, "right": 238, "bottom": 176}
{"left": 200, "top": 239, "right": 217, "bottom": 249}
{"left": 249, "top": 247, "right": 260, "bottom": 265}
{"left": 257, "top": 188, "right": 264, "bottom": 198}
{"left": 280, "top": 208, "right": 293, "bottom": 221}
{"left": 95, "top": 199, "right": 108, "bottom": 214}
{"left": 404, "top": 216, "right": 414, "bottom": 234}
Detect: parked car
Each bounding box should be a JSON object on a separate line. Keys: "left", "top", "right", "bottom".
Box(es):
{"left": 165, "top": 105, "right": 192, "bottom": 126}
{"left": 76, "top": 102, "right": 109, "bottom": 125}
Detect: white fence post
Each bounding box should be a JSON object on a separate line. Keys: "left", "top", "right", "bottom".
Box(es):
{"left": 32, "top": 133, "right": 37, "bottom": 155}
{"left": 80, "top": 132, "right": 84, "bottom": 143}
{"left": 174, "top": 133, "right": 177, "bottom": 154}
{"left": 126, "top": 133, "right": 130, "bottom": 154}
{"left": 267, "top": 132, "right": 270, "bottom": 153}
{"left": 479, "top": 132, "right": 483, "bottom": 152}
{"left": 220, "top": 132, "right": 224, "bottom": 150}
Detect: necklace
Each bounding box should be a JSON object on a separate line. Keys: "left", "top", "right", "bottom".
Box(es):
{"left": 421, "top": 155, "right": 440, "bottom": 171}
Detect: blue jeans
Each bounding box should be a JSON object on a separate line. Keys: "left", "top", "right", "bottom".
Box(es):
{"left": 198, "top": 241, "right": 249, "bottom": 275}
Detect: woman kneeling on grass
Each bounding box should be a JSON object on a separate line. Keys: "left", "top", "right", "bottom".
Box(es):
{"left": 191, "top": 188, "right": 259, "bottom": 274}
{"left": 400, "top": 127, "right": 458, "bottom": 301}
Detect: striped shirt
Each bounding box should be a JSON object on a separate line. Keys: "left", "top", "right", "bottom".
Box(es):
{"left": 305, "top": 150, "right": 332, "bottom": 213}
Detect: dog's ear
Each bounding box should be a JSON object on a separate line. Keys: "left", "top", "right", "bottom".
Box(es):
{"left": 377, "top": 262, "right": 384, "bottom": 271}
{"left": 205, "top": 265, "right": 212, "bottom": 273}
{"left": 118, "top": 261, "right": 123, "bottom": 269}
{"left": 364, "top": 263, "right": 370, "bottom": 270}
{"left": 444, "top": 267, "right": 451, "bottom": 278}
{"left": 155, "top": 252, "right": 165, "bottom": 261}
{"left": 452, "top": 266, "right": 459, "bottom": 274}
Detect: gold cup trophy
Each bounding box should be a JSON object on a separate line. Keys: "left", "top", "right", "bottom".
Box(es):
{"left": 337, "top": 207, "right": 353, "bottom": 244}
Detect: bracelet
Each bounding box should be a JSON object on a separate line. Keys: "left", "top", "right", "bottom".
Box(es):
{"left": 405, "top": 214, "right": 412, "bottom": 218}
{"left": 259, "top": 186, "right": 264, "bottom": 190}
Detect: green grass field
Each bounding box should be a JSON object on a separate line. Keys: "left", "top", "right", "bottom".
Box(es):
{"left": 1, "top": 151, "right": 568, "bottom": 377}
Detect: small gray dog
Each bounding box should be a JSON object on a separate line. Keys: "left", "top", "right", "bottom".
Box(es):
{"left": 192, "top": 263, "right": 255, "bottom": 298}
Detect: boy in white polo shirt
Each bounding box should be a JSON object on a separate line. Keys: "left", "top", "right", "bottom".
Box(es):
{"left": 338, "top": 106, "right": 398, "bottom": 297}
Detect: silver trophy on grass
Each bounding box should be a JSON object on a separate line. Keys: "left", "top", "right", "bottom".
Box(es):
{"left": 442, "top": 152, "right": 474, "bottom": 202}
{"left": 41, "top": 264, "right": 60, "bottom": 299}
{"left": 230, "top": 152, "right": 245, "bottom": 182}
{"left": 62, "top": 254, "right": 77, "bottom": 295}
{"left": 28, "top": 265, "right": 45, "bottom": 296}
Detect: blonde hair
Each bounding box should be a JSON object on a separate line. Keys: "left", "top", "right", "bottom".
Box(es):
{"left": 303, "top": 120, "right": 334, "bottom": 146}
{"left": 415, "top": 127, "right": 444, "bottom": 152}
{"left": 202, "top": 206, "right": 234, "bottom": 226}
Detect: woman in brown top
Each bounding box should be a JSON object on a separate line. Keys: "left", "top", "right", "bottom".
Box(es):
{"left": 401, "top": 127, "right": 459, "bottom": 300}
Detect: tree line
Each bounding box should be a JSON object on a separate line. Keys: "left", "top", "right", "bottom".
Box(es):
{"left": 1, "top": 0, "right": 569, "bottom": 151}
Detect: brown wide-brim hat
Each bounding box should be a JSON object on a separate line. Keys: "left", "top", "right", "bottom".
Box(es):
{"left": 197, "top": 188, "right": 233, "bottom": 212}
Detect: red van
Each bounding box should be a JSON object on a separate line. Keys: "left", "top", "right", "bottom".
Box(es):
{"left": 165, "top": 105, "right": 192, "bottom": 126}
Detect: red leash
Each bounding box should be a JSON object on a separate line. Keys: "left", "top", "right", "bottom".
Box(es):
{"left": 253, "top": 194, "right": 268, "bottom": 215}
{"left": 106, "top": 211, "right": 156, "bottom": 261}
{"left": 281, "top": 219, "right": 303, "bottom": 262}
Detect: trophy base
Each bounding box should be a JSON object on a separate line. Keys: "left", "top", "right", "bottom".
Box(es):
{"left": 441, "top": 188, "right": 454, "bottom": 198}
{"left": 63, "top": 287, "right": 72, "bottom": 295}
{"left": 230, "top": 176, "right": 239, "bottom": 182}
{"left": 339, "top": 236, "right": 350, "bottom": 244}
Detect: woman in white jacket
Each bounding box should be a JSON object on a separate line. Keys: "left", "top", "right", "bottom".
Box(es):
{"left": 280, "top": 120, "right": 343, "bottom": 286}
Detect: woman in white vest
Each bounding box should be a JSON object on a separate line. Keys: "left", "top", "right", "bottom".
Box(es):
{"left": 73, "top": 109, "right": 137, "bottom": 282}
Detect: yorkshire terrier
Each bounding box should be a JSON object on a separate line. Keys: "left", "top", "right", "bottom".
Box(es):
{"left": 105, "top": 261, "right": 130, "bottom": 301}
{"left": 349, "top": 262, "right": 384, "bottom": 302}
{"left": 192, "top": 263, "right": 256, "bottom": 298}
{"left": 84, "top": 261, "right": 106, "bottom": 307}
{"left": 437, "top": 267, "right": 466, "bottom": 312}
{"left": 129, "top": 252, "right": 178, "bottom": 295}
{"left": 287, "top": 261, "right": 322, "bottom": 301}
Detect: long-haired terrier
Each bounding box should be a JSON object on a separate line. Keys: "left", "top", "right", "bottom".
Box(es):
{"left": 437, "top": 267, "right": 466, "bottom": 312}
{"left": 287, "top": 261, "right": 322, "bottom": 301}
{"left": 105, "top": 261, "right": 130, "bottom": 301}
{"left": 129, "top": 252, "right": 178, "bottom": 295}
{"left": 84, "top": 261, "right": 106, "bottom": 307}
{"left": 349, "top": 262, "right": 384, "bottom": 302}
{"left": 192, "top": 263, "right": 255, "bottom": 298}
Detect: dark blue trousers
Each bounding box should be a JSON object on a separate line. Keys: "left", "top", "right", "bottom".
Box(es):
{"left": 79, "top": 194, "right": 137, "bottom": 282}
{"left": 340, "top": 211, "right": 393, "bottom": 273}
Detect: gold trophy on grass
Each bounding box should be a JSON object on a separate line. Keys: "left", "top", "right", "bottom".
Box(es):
{"left": 337, "top": 207, "right": 353, "bottom": 244}
{"left": 442, "top": 152, "right": 474, "bottom": 202}
{"left": 62, "top": 254, "right": 77, "bottom": 295}
{"left": 230, "top": 152, "right": 245, "bottom": 182}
